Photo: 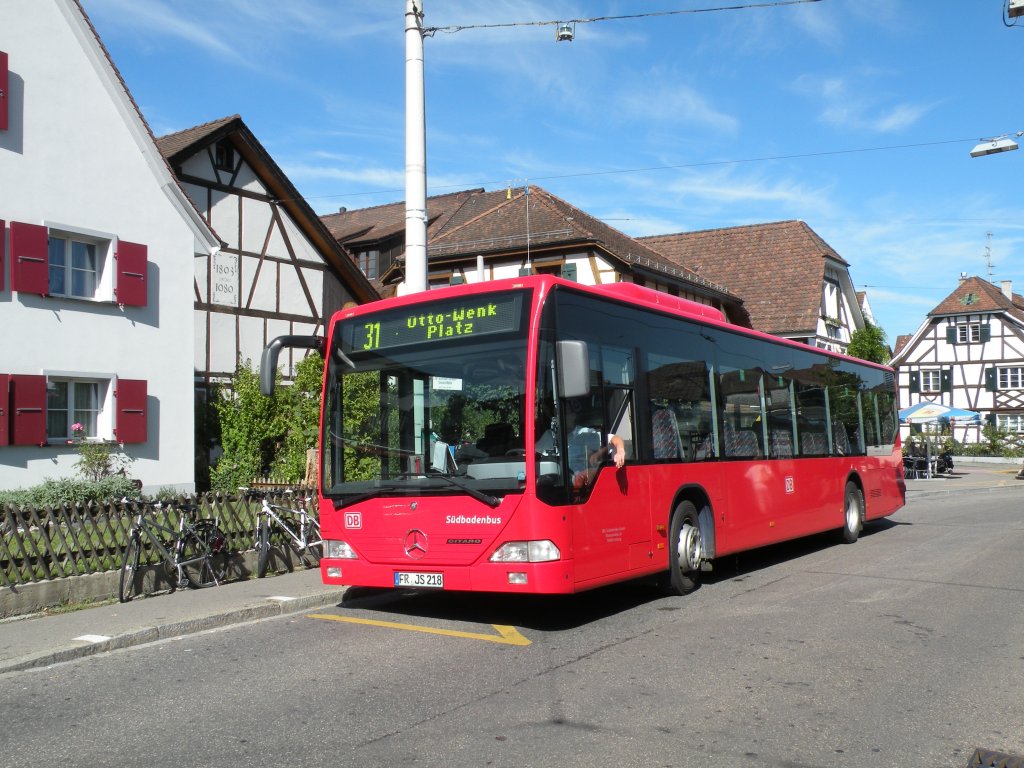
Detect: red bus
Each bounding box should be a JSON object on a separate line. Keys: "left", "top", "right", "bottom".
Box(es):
{"left": 261, "top": 275, "right": 905, "bottom": 596}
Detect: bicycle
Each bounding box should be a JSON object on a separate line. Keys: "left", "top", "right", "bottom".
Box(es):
{"left": 119, "top": 498, "right": 228, "bottom": 603}
{"left": 240, "top": 488, "right": 322, "bottom": 578}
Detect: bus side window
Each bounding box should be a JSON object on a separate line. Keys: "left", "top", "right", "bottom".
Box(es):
{"left": 723, "top": 421, "right": 760, "bottom": 458}
{"left": 800, "top": 429, "right": 828, "bottom": 456}
{"left": 770, "top": 429, "right": 793, "bottom": 457}
{"left": 645, "top": 352, "right": 713, "bottom": 463}
{"left": 651, "top": 407, "right": 683, "bottom": 460}
{"left": 607, "top": 390, "right": 635, "bottom": 461}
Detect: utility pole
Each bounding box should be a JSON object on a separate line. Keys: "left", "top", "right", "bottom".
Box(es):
{"left": 404, "top": 0, "right": 428, "bottom": 294}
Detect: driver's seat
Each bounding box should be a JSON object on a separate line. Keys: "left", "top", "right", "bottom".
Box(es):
{"left": 477, "top": 423, "right": 515, "bottom": 456}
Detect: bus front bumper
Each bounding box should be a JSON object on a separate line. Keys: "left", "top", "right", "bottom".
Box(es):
{"left": 320, "top": 558, "right": 575, "bottom": 594}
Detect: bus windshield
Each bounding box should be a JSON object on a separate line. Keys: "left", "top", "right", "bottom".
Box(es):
{"left": 322, "top": 290, "right": 532, "bottom": 503}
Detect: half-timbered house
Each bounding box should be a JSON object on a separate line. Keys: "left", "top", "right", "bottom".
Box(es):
{"left": 0, "top": 0, "right": 221, "bottom": 491}
{"left": 155, "top": 116, "right": 379, "bottom": 485}
{"left": 890, "top": 275, "right": 1024, "bottom": 445}
{"left": 155, "top": 115, "right": 378, "bottom": 385}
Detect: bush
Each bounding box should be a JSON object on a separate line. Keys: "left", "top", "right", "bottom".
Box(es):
{"left": 209, "top": 354, "right": 323, "bottom": 492}
{"left": 0, "top": 476, "right": 140, "bottom": 508}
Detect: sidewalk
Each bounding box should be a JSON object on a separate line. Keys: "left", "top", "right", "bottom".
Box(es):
{"left": 0, "top": 567, "right": 347, "bottom": 676}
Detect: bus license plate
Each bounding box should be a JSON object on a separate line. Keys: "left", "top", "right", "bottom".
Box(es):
{"left": 394, "top": 571, "right": 444, "bottom": 589}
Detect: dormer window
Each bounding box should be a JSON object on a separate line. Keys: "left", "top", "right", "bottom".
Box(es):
{"left": 214, "top": 141, "right": 235, "bottom": 171}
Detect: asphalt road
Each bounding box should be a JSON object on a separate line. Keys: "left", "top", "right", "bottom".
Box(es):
{"left": 2, "top": 489, "right": 1022, "bottom": 768}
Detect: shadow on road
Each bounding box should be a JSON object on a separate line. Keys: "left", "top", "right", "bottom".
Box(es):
{"left": 332, "top": 518, "right": 905, "bottom": 632}
{"left": 703, "top": 517, "right": 903, "bottom": 586}
{"left": 338, "top": 579, "right": 663, "bottom": 632}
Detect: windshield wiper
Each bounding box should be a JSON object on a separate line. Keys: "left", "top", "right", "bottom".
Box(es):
{"left": 336, "top": 473, "right": 500, "bottom": 509}
{"left": 424, "top": 469, "right": 501, "bottom": 508}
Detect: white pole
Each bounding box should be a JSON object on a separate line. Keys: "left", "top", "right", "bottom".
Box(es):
{"left": 405, "top": 0, "right": 428, "bottom": 294}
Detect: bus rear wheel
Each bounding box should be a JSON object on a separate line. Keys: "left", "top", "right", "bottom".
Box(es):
{"left": 840, "top": 481, "right": 864, "bottom": 544}
{"left": 659, "top": 500, "right": 703, "bottom": 596}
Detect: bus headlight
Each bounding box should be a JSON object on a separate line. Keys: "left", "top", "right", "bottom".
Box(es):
{"left": 325, "top": 540, "right": 358, "bottom": 559}
{"left": 489, "top": 540, "right": 560, "bottom": 563}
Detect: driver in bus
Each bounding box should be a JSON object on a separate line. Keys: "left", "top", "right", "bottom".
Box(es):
{"left": 537, "top": 398, "right": 625, "bottom": 488}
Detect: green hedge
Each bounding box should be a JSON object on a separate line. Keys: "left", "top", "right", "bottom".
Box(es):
{"left": 0, "top": 477, "right": 141, "bottom": 508}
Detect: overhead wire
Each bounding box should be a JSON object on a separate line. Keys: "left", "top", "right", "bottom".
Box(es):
{"left": 423, "top": 0, "right": 824, "bottom": 36}
{"left": 306, "top": 137, "right": 978, "bottom": 204}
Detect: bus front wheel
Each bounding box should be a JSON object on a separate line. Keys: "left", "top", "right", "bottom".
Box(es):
{"left": 659, "top": 500, "right": 703, "bottom": 596}
{"left": 840, "top": 481, "right": 864, "bottom": 544}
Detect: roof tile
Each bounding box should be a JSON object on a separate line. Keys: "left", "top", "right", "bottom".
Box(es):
{"left": 640, "top": 220, "right": 845, "bottom": 336}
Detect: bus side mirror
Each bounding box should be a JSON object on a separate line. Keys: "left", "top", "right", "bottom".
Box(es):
{"left": 260, "top": 335, "right": 324, "bottom": 396}
{"left": 557, "top": 340, "right": 590, "bottom": 399}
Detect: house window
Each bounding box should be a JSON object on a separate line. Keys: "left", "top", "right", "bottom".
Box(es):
{"left": 47, "top": 380, "right": 103, "bottom": 439}
{"left": 997, "top": 413, "right": 1024, "bottom": 433}
{"left": 958, "top": 324, "right": 981, "bottom": 343}
{"left": 356, "top": 249, "right": 380, "bottom": 280}
{"left": 998, "top": 367, "right": 1024, "bottom": 390}
{"left": 48, "top": 236, "right": 98, "bottom": 298}
{"left": 214, "top": 141, "right": 235, "bottom": 171}
{"left": 823, "top": 280, "right": 840, "bottom": 320}
{"left": 920, "top": 370, "right": 942, "bottom": 393}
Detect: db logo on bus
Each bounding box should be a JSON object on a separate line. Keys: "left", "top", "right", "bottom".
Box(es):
{"left": 345, "top": 512, "right": 362, "bottom": 529}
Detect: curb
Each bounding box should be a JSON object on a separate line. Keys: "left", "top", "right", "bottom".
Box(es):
{"left": 0, "top": 589, "right": 347, "bottom": 676}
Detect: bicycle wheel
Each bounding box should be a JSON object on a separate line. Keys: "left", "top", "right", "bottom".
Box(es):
{"left": 181, "top": 522, "right": 227, "bottom": 589}
{"left": 118, "top": 533, "right": 142, "bottom": 603}
{"left": 300, "top": 519, "right": 322, "bottom": 569}
{"left": 256, "top": 517, "right": 271, "bottom": 578}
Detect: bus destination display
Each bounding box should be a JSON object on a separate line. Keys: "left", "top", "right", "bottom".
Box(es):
{"left": 346, "top": 292, "right": 523, "bottom": 352}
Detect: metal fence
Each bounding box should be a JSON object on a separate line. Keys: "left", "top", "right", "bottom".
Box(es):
{"left": 0, "top": 491, "right": 315, "bottom": 588}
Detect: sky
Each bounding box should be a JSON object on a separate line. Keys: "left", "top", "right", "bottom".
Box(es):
{"left": 81, "top": 0, "right": 1024, "bottom": 342}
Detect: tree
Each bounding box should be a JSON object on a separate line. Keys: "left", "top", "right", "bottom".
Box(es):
{"left": 847, "top": 322, "right": 889, "bottom": 364}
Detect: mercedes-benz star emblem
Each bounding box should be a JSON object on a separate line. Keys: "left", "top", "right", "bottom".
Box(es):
{"left": 404, "top": 529, "right": 428, "bottom": 560}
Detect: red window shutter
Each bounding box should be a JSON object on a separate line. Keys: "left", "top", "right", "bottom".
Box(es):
{"left": 115, "top": 240, "right": 148, "bottom": 307}
{"left": 9, "top": 374, "right": 47, "bottom": 446}
{"left": 0, "top": 375, "right": 9, "bottom": 446}
{"left": 9, "top": 222, "right": 49, "bottom": 295}
{"left": 0, "top": 51, "right": 8, "bottom": 132}
{"left": 114, "top": 378, "right": 147, "bottom": 443}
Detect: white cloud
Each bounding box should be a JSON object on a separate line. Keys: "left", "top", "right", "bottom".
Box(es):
{"left": 618, "top": 81, "right": 739, "bottom": 135}
{"left": 795, "top": 74, "right": 936, "bottom": 135}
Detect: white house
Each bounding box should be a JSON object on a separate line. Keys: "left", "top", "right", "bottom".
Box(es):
{"left": 0, "top": 0, "right": 220, "bottom": 492}
{"left": 890, "top": 275, "right": 1024, "bottom": 445}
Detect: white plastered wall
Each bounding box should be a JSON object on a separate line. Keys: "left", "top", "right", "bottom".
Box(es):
{"left": 0, "top": 0, "right": 213, "bottom": 491}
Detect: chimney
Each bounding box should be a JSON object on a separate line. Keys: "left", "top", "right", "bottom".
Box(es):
{"left": 338, "top": 207, "right": 347, "bottom": 214}
{"left": 959, "top": 272, "right": 968, "bottom": 283}
{"left": 1002, "top": 279, "right": 1013, "bottom": 300}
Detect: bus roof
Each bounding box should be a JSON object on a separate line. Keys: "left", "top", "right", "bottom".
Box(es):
{"left": 334, "top": 274, "right": 893, "bottom": 373}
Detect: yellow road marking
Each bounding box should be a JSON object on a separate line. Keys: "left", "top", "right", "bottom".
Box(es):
{"left": 307, "top": 613, "right": 531, "bottom": 646}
